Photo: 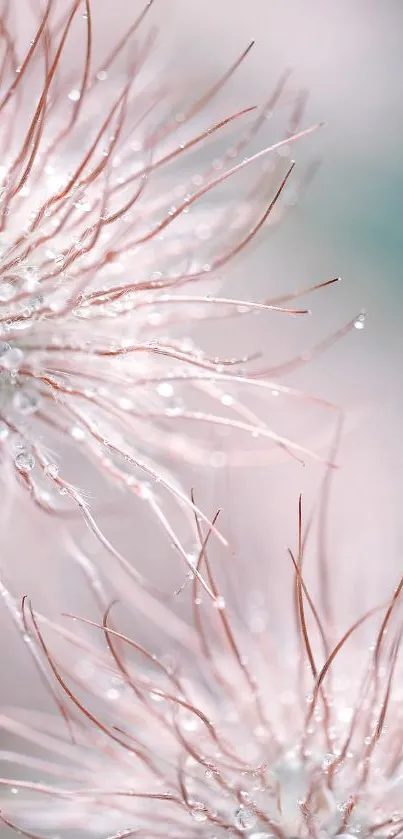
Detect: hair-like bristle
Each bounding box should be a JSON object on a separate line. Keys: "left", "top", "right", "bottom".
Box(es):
{"left": 0, "top": 485, "right": 402, "bottom": 838}
{"left": 0, "top": 0, "right": 359, "bottom": 579}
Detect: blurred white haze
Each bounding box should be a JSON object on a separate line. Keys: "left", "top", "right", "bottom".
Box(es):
{"left": 0, "top": 0, "right": 403, "bottom": 791}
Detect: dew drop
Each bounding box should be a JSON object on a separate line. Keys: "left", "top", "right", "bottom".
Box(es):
{"left": 234, "top": 806, "right": 257, "bottom": 831}
{"left": 14, "top": 451, "right": 35, "bottom": 472}
{"left": 68, "top": 89, "right": 81, "bottom": 102}
{"left": 150, "top": 690, "right": 165, "bottom": 703}
{"left": 354, "top": 312, "right": 366, "bottom": 330}
{"left": 182, "top": 710, "right": 199, "bottom": 732}
{"left": 44, "top": 463, "right": 59, "bottom": 479}
{"left": 70, "top": 424, "right": 85, "bottom": 441}
{"left": 214, "top": 596, "right": 226, "bottom": 610}
{"left": 119, "top": 397, "right": 133, "bottom": 411}
{"left": 190, "top": 802, "right": 207, "bottom": 823}
{"left": 74, "top": 195, "right": 91, "bottom": 212}
{"left": 138, "top": 482, "right": 152, "bottom": 500}
{"left": 106, "top": 687, "right": 121, "bottom": 701}
{"left": 157, "top": 382, "right": 174, "bottom": 398}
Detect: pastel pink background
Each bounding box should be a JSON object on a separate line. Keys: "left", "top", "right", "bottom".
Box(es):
{"left": 0, "top": 3, "right": 402, "bottom": 813}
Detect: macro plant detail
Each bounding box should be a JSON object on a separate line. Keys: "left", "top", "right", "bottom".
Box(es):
{"left": 0, "top": 0, "right": 353, "bottom": 578}
{"left": 0, "top": 2, "right": 390, "bottom": 839}
{"left": 1, "top": 492, "right": 403, "bottom": 839}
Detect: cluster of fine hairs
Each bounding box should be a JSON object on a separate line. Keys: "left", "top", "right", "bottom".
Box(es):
{"left": 2, "top": 3, "right": 401, "bottom": 839}
{"left": 0, "top": 0, "right": 358, "bottom": 560}
{"left": 2, "top": 487, "right": 403, "bottom": 839}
